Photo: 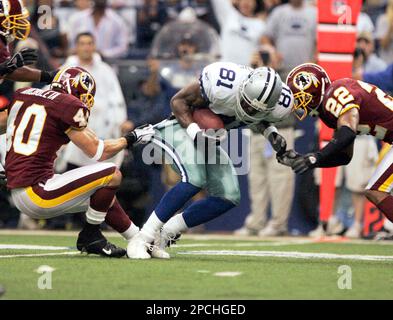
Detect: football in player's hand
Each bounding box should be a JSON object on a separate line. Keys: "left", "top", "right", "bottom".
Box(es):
{"left": 192, "top": 108, "right": 225, "bottom": 130}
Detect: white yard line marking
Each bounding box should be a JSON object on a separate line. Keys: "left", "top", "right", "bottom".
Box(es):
{"left": 214, "top": 272, "right": 242, "bottom": 277}
{"left": 0, "top": 252, "right": 79, "bottom": 259}
{"left": 0, "top": 244, "right": 72, "bottom": 251}
{"left": 1, "top": 230, "right": 392, "bottom": 245}
{"left": 172, "top": 240, "right": 312, "bottom": 248}
{"left": 178, "top": 250, "right": 393, "bottom": 262}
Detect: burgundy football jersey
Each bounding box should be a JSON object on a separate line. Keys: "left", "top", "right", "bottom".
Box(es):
{"left": 5, "top": 87, "right": 90, "bottom": 189}
{"left": 319, "top": 78, "right": 393, "bottom": 144}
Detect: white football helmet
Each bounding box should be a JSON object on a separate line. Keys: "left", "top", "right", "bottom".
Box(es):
{"left": 236, "top": 67, "right": 283, "bottom": 124}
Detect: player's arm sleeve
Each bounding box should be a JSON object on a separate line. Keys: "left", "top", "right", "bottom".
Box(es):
{"left": 314, "top": 126, "right": 356, "bottom": 167}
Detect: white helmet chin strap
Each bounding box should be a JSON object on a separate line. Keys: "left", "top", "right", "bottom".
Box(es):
{"left": 250, "top": 97, "right": 269, "bottom": 112}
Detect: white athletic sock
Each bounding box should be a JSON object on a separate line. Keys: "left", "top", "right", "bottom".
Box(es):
{"left": 85, "top": 207, "right": 106, "bottom": 225}
{"left": 140, "top": 211, "right": 164, "bottom": 243}
{"left": 121, "top": 223, "right": 139, "bottom": 241}
{"left": 162, "top": 213, "right": 188, "bottom": 235}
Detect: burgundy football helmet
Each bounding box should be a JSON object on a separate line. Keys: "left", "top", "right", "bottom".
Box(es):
{"left": 0, "top": 0, "right": 30, "bottom": 42}
{"left": 50, "top": 67, "right": 96, "bottom": 109}
{"left": 286, "top": 63, "right": 331, "bottom": 120}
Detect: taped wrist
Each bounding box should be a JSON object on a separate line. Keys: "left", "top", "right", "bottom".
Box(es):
{"left": 40, "top": 70, "right": 56, "bottom": 84}
{"left": 315, "top": 126, "right": 356, "bottom": 167}
{"left": 186, "top": 123, "right": 201, "bottom": 141}
{"left": 124, "top": 131, "right": 137, "bottom": 148}
{"left": 91, "top": 139, "right": 104, "bottom": 161}
{"left": 263, "top": 125, "right": 278, "bottom": 140}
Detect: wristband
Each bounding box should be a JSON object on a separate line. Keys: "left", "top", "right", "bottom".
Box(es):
{"left": 186, "top": 123, "right": 201, "bottom": 141}
{"left": 263, "top": 125, "right": 278, "bottom": 139}
{"left": 40, "top": 70, "right": 56, "bottom": 84}
{"left": 91, "top": 139, "right": 104, "bottom": 161}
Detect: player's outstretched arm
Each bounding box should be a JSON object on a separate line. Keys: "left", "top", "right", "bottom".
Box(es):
{"left": 4, "top": 66, "right": 56, "bottom": 84}
{"left": 0, "top": 48, "right": 38, "bottom": 78}
{"left": 290, "top": 108, "right": 359, "bottom": 174}
{"left": 67, "top": 125, "right": 155, "bottom": 161}
{"left": 1, "top": 48, "right": 57, "bottom": 84}
{"left": 67, "top": 127, "right": 127, "bottom": 161}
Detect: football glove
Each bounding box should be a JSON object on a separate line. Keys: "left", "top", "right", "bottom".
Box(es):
{"left": 124, "top": 124, "right": 155, "bottom": 148}
{"left": 267, "top": 132, "right": 287, "bottom": 156}
{"left": 277, "top": 149, "right": 301, "bottom": 167}
{"left": 291, "top": 153, "right": 319, "bottom": 174}
{"left": 0, "top": 48, "right": 38, "bottom": 76}
{"left": 0, "top": 171, "right": 7, "bottom": 189}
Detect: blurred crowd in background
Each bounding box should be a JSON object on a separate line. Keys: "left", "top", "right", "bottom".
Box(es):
{"left": 1, "top": 0, "right": 393, "bottom": 239}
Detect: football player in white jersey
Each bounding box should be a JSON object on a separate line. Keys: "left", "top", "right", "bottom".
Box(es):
{"left": 127, "top": 62, "right": 294, "bottom": 259}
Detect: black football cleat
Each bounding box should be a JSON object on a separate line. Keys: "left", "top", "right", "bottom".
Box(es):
{"left": 76, "top": 228, "right": 126, "bottom": 258}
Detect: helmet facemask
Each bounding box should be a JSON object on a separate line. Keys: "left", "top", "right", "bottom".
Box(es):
{"left": 235, "top": 69, "right": 282, "bottom": 124}
{"left": 0, "top": 8, "right": 30, "bottom": 42}
{"left": 292, "top": 91, "right": 313, "bottom": 120}
{"left": 80, "top": 93, "right": 95, "bottom": 109}
{"left": 235, "top": 82, "right": 271, "bottom": 124}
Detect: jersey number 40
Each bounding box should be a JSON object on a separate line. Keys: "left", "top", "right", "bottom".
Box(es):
{"left": 6, "top": 101, "right": 47, "bottom": 156}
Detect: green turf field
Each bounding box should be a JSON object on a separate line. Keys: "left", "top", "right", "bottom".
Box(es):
{"left": 0, "top": 231, "right": 392, "bottom": 300}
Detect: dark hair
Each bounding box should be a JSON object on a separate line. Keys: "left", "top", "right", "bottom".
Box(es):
{"left": 75, "top": 32, "right": 95, "bottom": 44}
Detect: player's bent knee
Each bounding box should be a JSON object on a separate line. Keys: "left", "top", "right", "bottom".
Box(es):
{"left": 108, "top": 168, "right": 122, "bottom": 188}
{"left": 365, "top": 189, "right": 388, "bottom": 205}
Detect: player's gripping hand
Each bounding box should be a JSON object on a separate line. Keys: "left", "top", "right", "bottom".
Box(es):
{"left": 291, "top": 153, "right": 318, "bottom": 174}
{"left": 268, "top": 132, "right": 287, "bottom": 156}
{"left": 0, "top": 48, "right": 38, "bottom": 76}
{"left": 186, "top": 123, "right": 227, "bottom": 147}
{"left": 123, "top": 124, "right": 155, "bottom": 148}
{"left": 0, "top": 171, "right": 7, "bottom": 190}
{"left": 277, "top": 149, "right": 301, "bottom": 167}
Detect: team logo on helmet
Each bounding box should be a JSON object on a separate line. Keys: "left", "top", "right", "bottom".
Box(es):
{"left": 293, "top": 72, "right": 320, "bottom": 91}
{"left": 80, "top": 73, "right": 95, "bottom": 91}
